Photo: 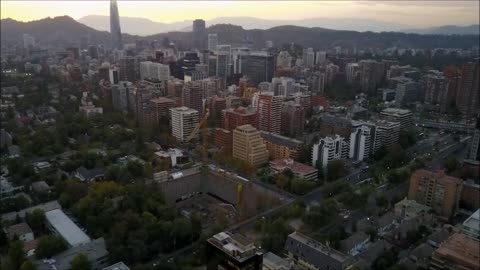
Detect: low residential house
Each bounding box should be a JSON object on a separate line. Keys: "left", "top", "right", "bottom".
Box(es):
{"left": 340, "top": 231, "right": 370, "bottom": 256}
{"left": 377, "top": 211, "right": 399, "bottom": 236}
{"left": 408, "top": 243, "right": 435, "bottom": 269}
{"left": 74, "top": 167, "right": 105, "bottom": 182}
{"left": 23, "top": 239, "right": 39, "bottom": 257}
{"left": 386, "top": 218, "right": 422, "bottom": 248}
{"left": 7, "top": 223, "right": 34, "bottom": 242}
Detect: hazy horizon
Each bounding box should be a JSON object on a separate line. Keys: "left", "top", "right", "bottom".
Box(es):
{"left": 1, "top": 1, "right": 479, "bottom": 28}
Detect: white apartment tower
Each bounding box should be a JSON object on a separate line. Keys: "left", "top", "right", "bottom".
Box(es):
{"left": 312, "top": 135, "right": 349, "bottom": 168}
{"left": 170, "top": 107, "right": 199, "bottom": 142}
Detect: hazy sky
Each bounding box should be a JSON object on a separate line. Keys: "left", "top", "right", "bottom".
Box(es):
{"left": 1, "top": 1, "right": 479, "bottom": 27}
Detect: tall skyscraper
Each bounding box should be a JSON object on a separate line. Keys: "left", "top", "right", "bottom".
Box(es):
{"left": 170, "top": 107, "right": 199, "bottom": 142}
{"left": 255, "top": 92, "right": 282, "bottom": 134}
{"left": 192, "top": 19, "right": 206, "bottom": 50}
{"left": 110, "top": 0, "right": 123, "bottom": 50}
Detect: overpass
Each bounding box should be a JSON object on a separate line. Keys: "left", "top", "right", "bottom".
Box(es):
{"left": 416, "top": 120, "right": 476, "bottom": 133}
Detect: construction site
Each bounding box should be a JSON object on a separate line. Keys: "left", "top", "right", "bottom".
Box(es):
{"left": 158, "top": 166, "right": 291, "bottom": 228}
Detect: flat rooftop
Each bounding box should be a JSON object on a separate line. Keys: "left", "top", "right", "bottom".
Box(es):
{"left": 288, "top": 231, "right": 351, "bottom": 263}
{"left": 45, "top": 209, "right": 91, "bottom": 246}
{"left": 434, "top": 233, "right": 480, "bottom": 268}
{"left": 381, "top": 108, "right": 413, "bottom": 116}
{"left": 207, "top": 231, "right": 258, "bottom": 263}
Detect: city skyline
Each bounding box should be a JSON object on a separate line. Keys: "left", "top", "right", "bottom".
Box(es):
{"left": 1, "top": 1, "right": 479, "bottom": 28}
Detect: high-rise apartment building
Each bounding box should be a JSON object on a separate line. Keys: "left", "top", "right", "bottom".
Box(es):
{"left": 207, "top": 33, "right": 218, "bottom": 51}
{"left": 140, "top": 61, "right": 170, "bottom": 82}
{"left": 260, "top": 131, "right": 303, "bottom": 160}
{"left": 170, "top": 107, "right": 199, "bottom": 142}
{"left": 456, "top": 61, "right": 479, "bottom": 117}
{"left": 315, "top": 51, "right": 327, "bottom": 65}
{"left": 111, "top": 81, "right": 134, "bottom": 112}
{"left": 150, "top": 97, "right": 175, "bottom": 125}
{"left": 312, "top": 135, "right": 349, "bottom": 168}
{"left": 223, "top": 107, "right": 258, "bottom": 131}
{"left": 256, "top": 92, "right": 283, "bottom": 134}
{"left": 380, "top": 108, "right": 414, "bottom": 129}
{"left": 182, "top": 81, "right": 203, "bottom": 115}
{"left": 110, "top": 0, "right": 123, "bottom": 50}
{"left": 423, "top": 70, "right": 448, "bottom": 106}
{"left": 408, "top": 169, "right": 463, "bottom": 220}
{"left": 359, "top": 60, "right": 384, "bottom": 94}
{"left": 349, "top": 124, "right": 371, "bottom": 161}
{"left": 281, "top": 101, "right": 305, "bottom": 137}
{"left": 232, "top": 125, "right": 269, "bottom": 167}
{"left": 345, "top": 63, "right": 359, "bottom": 84}
{"left": 369, "top": 120, "right": 401, "bottom": 153}
{"left": 119, "top": 57, "right": 138, "bottom": 82}
{"left": 302, "top": 48, "right": 315, "bottom": 68}
{"left": 192, "top": 19, "right": 206, "bottom": 50}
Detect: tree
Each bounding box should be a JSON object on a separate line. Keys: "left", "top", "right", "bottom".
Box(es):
{"left": 444, "top": 155, "right": 459, "bottom": 173}
{"left": 35, "top": 235, "right": 68, "bottom": 259}
{"left": 327, "top": 160, "right": 349, "bottom": 181}
{"left": 275, "top": 174, "right": 289, "bottom": 190}
{"left": 20, "top": 260, "right": 37, "bottom": 270}
{"left": 71, "top": 253, "right": 92, "bottom": 270}
{"left": 8, "top": 241, "right": 26, "bottom": 270}
{"left": 26, "top": 209, "right": 46, "bottom": 232}
{"left": 127, "top": 161, "right": 145, "bottom": 177}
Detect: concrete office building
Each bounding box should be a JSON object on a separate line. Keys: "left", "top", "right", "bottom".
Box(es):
{"left": 370, "top": 120, "right": 401, "bottom": 154}
{"left": 239, "top": 52, "right": 275, "bottom": 85}
{"left": 192, "top": 19, "right": 206, "bottom": 50}
{"left": 408, "top": 169, "right": 463, "bottom": 220}
{"left": 462, "top": 209, "right": 480, "bottom": 239}
{"left": 270, "top": 158, "right": 318, "bottom": 181}
{"left": 233, "top": 124, "right": 269, "bottom": 167}
{"left": 208, "top": 33, "right": 218, "bottom": 51}
{"left": 170, "top": 107, "right": 199, "bottom": 142}
{"left": 312, "top": 135, "right": 349, "bottom": 168}
{"left": 380, "top": 108, "right": 414, "bottom": 129}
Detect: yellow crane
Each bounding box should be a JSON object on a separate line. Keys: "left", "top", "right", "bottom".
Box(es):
{"left": 185, "top": 108, "right": 210, "bottom": 143}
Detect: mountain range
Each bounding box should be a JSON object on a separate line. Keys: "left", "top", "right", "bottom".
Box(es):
{"left": 1, "top": 16, "right": 479, "bottom": 50}
{"left": 77, "top": 15, "right": 480, "bottom": 36}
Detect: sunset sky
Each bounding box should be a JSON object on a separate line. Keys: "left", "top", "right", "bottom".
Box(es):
{"left": 1, "top": 1, "right": 479, "bottom": 27}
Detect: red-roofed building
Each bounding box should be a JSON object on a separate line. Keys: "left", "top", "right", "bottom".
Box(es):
{"left": 223, "top": 107, "right": 258, "bottom": 131}
{"left": 270, "top": 158, "right": 318, "bottom": 181}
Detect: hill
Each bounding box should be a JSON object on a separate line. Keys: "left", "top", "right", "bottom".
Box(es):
{"left": 0, "top": 16, "right": 138, "bottom": 47}
{"left": 1, "top": 16, "right": 478, "bottom": 50}
{"left": 403, "top": 24, "right": 480, "bottom": 35}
